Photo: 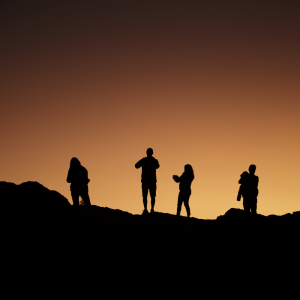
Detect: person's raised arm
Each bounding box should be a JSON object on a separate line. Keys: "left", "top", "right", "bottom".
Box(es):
{"left": 135, "top": 158, "right": 144, "bottom": 169}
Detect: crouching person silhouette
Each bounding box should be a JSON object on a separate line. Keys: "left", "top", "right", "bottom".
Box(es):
{"left": 135, "top": 148, "right": 160, "bottom": 214}
{"left": 173, "top": 164, "right": 194, "bottom": 217}
{"left": 67, "top": 157, "right": 91, "bottom": 205}
{"left": 237, "top": 164, "right": 259, "bottom": 214}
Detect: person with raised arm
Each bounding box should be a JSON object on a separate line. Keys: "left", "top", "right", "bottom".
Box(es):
{"left": 135, "top": 148, "right": 160, "bottom": 214}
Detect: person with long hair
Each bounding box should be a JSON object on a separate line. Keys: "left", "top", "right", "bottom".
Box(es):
{"left": 173, "top": 164, "right": 194, "bottom": 217}
{"left": 67, "top": 157, "right": 91, "bottom": 205}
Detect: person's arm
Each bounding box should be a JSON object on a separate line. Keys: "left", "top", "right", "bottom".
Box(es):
{"left": 85, "top": 169, "right": 90, "bottom": 184}
{"left": 172, "top": 175, "right": 180, "bottom": 183}
{"left": 155, "top": 159, "right": 160, "bottom": 169}
{"left": 135, "top": 158, "right": 144, "bottom": 169}
{"left": 237, "top": 185, "right": 242, "bottom": 201}
{"left": 67, "top": 169, "right": 72, "bottom": 183}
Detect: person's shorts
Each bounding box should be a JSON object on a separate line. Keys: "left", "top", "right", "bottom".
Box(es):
{"left": 142, "top": 182, "right": 156, "bottom": 197}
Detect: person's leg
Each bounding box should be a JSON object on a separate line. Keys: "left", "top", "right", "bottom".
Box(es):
{"left": 177, "top": 191, "right": 184, "bottom": 216}
{"left": 81, "top": 185, "right": 91, "bottom": 205}
{"left": 71, "top": 189, "right": 80, "bottom": 205}
{"left": 250, "top": 198, "right": 257, "bottom": 214}
{"left": 183, "top": 191, "right": 191, "bottom": 217}
{"left": 150, "top": 196, "right": 155, "bottom": 212}
{"left": 142, "top": 183, "right": 148, "bottom": 211}
{"left": 149, "top": 183, "right": 157, "bottom": 212}
{"left": 243, "top": 198, "right": 250, "bottom": 213}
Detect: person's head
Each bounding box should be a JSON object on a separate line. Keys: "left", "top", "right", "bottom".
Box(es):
{"left": 184, "top": 164, "right": 194, "bottom": 176}
{"left": 70, "top": 157, "right": 81, "bottom": 168}
{"left": 249, "top": 164, "right": 256, "bottom": 175}
{"left": 241, "top": 171, "right": 249, "bottom": 178}
{"left": 146, "top": 148, "right": 153, "bottom": 157}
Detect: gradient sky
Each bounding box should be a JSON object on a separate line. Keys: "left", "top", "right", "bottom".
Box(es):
{"left": 1, "top": 1, "right": 300, "bottom": 219}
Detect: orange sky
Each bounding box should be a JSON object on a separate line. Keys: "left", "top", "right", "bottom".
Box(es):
{"left": 1, "top": 1, "right": 300, "bottom": 219}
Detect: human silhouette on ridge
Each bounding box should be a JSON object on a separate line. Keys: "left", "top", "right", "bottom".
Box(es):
{"left": 67, "top": 157, "right": 91, "bottom": 205}
{"left": 237, "top": 164, "right": 258, "bottom": 214}
{"left": 173, "top": 164, "right": 194, "bottom": 217}
{"left": 135, "top": 148, "right": 160, "bottom": 214}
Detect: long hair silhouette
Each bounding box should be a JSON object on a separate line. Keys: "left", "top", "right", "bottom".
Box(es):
{"left": 70, "top": 157, "right": 81, "bottom": 169}
{"left": 67, "top": 157, "right": 91, "bottom": 205}
{"left": 184, "top": 164, "right": 194, "bottom": 179}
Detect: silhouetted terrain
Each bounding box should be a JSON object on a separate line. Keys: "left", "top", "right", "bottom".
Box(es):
{"left": 1, "top": 181, "right": 298, "bottom": 297}
{"left": 0, "top": 181, "right": 71, "bottom": 207}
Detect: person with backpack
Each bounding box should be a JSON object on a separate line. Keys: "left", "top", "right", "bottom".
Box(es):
{"left": 67, "top": 157, "right": 91, "bottom": 205}
{"left": 237, "top": 164, "right": 259, "bottom": 213}
{"left": 173, "top": 164, "right": 194, "bottom": 217}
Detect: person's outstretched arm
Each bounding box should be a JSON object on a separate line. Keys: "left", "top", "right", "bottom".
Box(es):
{"left": 135, "top": 158, "right": 144, "bottom": 169}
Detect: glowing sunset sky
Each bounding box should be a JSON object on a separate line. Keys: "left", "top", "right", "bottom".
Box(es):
{"left": 1, "top": 1, "right": 299, "bottom": 218}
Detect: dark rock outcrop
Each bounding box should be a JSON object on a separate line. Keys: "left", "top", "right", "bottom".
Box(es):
{"left": 0, "top": 181, "right": 71, "bottom": 207}
{"left": 1, "top": 181, "right": 299, "bottom": 297}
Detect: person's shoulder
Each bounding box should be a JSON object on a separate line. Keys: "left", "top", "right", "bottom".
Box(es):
{"left": 153, "top": 157, "right": 159, "bottom": 164}
{"left": 81, "top": 165, "right": 88, "bottom": 172}
{"left": 138, "top": 157, "right": 146, "bottom": 164}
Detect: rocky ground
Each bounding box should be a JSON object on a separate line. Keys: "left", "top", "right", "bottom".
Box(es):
{"left": 1, "top": 181, "right": 299, "bottom": 297}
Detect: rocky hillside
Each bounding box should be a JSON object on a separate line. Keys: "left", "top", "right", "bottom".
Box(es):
{"left": 0, "top": 181, "right": 71, "bottom": 207}
{"left": 1, "top": 181, "right": 298, "bottom": 297}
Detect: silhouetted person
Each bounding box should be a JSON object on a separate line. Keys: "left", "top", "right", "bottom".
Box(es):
{"left": 173, "top": 164, "right": 194, "bottom": 217}
{"left": 67, "top": 157, "right": 91, "bottom": 205}
{"left": 135, "top": 148, "right": 160, "bottom": 214}
{"left": 237, "top": 165, "right": 259, "bottom": 214}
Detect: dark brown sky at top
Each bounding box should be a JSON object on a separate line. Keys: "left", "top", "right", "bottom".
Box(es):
{"left": 1, "top": 1, "right": 299, "bottom": 139}
{"left": 1, "top": 1, "right": 299, "bottom": 111}
{"left": 0, "top": 1, "right": 300, "bottom": 217}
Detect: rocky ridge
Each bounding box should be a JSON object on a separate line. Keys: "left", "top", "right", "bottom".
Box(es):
{"left": 1, "top": 181, "right": 298, "bottom": 297}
